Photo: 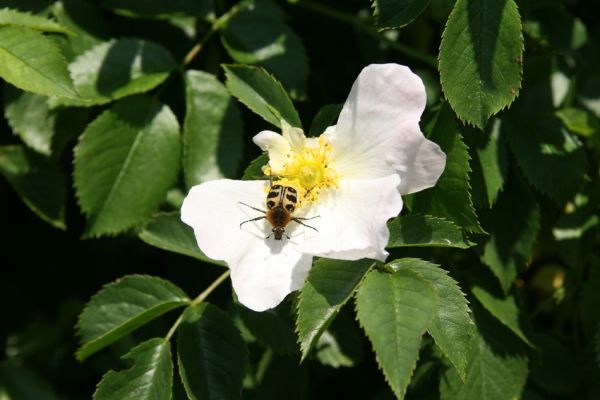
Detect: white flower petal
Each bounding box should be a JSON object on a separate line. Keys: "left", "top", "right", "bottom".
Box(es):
{"left": 281, "top": 119, "right": 305, "bottom": 151}
{"left": 298, "top": 175, "right": 402, "bottom": 261}
{"left": 330, "top": 63, "right": 446, "bottom": 194}
{"left": 231, "top": 241, "right": 313, "bottom": 312}
{"left": 181, "top": 179, "right": 312, "bottom": 311}
{"left": 252, "top": 130, "right": 290, "bottom": 173}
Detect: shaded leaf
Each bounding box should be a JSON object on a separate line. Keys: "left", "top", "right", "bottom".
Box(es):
{"left": 223, "top": 64, "right": 301, "bottom": 128}
{"left": 0, "top": 26, "right": 76, "bottom": 97}
{"left": 388, "top": 258, "right": 474, "bottom": 379}
{"left": 183, "top": 70, "right": 243, "bottom": 188}
{"left": 4, "top": 87, "right": 88, "bottom": 156}
{"left": 439, "top": 0, "right": 523, "bottom": 128}
{"left": 530, "top": 333, "right": 580, "bottom": 396}
{"left": 238, "top": 300, "right": 297, "bottom": 355}
{"left": 220, "top": 0, "right": 308, "bottom": 99}
{"left": 93, "top": 338, "right": 173, "bottom": 400}
{"left": 65, "top": 38, "right": 175, "bottom": 106}
{"left": 308, "top": 103, "right": 342, "bottom": 137}
{"left": 411, "top": 103, "right": 483, "bottom": 233}
{"left": 0, "top": 145, "right": 66, "bottom": 229}
{"left": 356, "top": 268, "right": 438, "bottom": 399}
{"left": 470, "top": 271, "right": 533, "bottom": 347}
{"left": 178, "top": 302, "right": 247, "bottom": 400}
{"left": 76, "top": 275, "right": 189, "bottom": 361}
{"left": 555, "top": 107, "right": 600, "bottom": 138}
{"left": 241, "top": 153, "right": 269, "bottom": 180}
{"left": 74, "top": 96, "right": 181, "bottom": 237}
{"left": 0, "top": 360, "right": 60, "bottom": 400}
{"left": 480, "top": 171, "right": 540, "bottom": 292}
{"left": 387, "top": 214, "right": 473, "bottom": 249}
{"left": 440, "top": 304, "right": 528, "bottom": 400}
{"left": 138, "top": 212, "right": 225, "bottom": 266}
{"left": 296, "top": 258, "right": 373, "bottom": 361}
{"left": 503, "top": 56, "right": 588, "bottom": 205}
{"left": 0, "top": 7, "right": 72, "bottom": 34}
{"left": 314, "top": 311, "right": 364, "bottom": 368}
{"left": 52, "top": 0, "right": 112, "bottom": 58}
{"left": 100, "top": 0, "right": 214, "bottom": 19}
{"left": 252, "top": 352, "right": 308, "bottom": 400}
{"left": 372, "top": 0, "right": 431, "bottom": 29}
{"left": 462, "top": 118, "right": 508, "bottom": 208}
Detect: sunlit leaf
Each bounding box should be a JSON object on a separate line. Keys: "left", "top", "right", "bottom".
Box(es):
{"left": 388, "top": 258, "right": 474, "bottom": 379}
{"left": 183, "top": 70, "right": 243, "bottom": 188}
{"left": 411, "top": 103, "right": 483, "bottom": 233}
{"left": 0, "top": 7, "right": 72, "bottom": 34}
{"left": 64, "top": 38, "right": 175, "bottom": 106}
{"left": 178, "top": 302, "right": 248, "bottom": 400}
{"left": 439, "top": 0, "right": 523, "bottom": 128}
{"left": 387, "top": 214, "right": 473, "bottom": 249}
{"left": 223, "top": 64, "right": 301, "bottom": 128}
{"left": 93, "top": 338, "right": 173, "bottom": 400}
{"left": 0, "top": 26, "right": 77, "bottom": 97}
{"left": 296, "top": 258, "right": 373, "bottom": 361}
{"left": 356, "top": 268, "right": 438, "bottom": 399}
{"left": 555, "top": 107, "right": 600, "bottom": 138}
{"left": 76, "top": 274, "right": 189, "bottom": 361}
{"left": 138, "top": 212, "right": 225, "bottom": 266}
{"left": 220, "top": 0, "right": 308, "bottom": 99}
{"left": 74, "top": 96, "right": 180, "bottom": 237}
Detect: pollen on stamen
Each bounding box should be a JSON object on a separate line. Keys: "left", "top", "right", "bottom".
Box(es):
{"left": 263, "top": 136, "right": 339, "bottom": 208}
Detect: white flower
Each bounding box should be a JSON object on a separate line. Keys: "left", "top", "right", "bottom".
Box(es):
{"left": 181, "top": 64, "right": 446, "bottom": 311}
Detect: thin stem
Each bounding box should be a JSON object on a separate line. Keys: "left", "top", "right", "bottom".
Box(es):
{"left": 165, "top": 269, "right": 231, "bottom": 340}
{"left": 292, "top": 0, "right": 438, "bottom": 68}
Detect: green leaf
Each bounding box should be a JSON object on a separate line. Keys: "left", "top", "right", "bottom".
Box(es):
{"left": 387, "top": 258, "right": 474, "bottom": 379}
{"left": 100, "top": 0, "right": 214, "bottom": 19}
{"left": 470, "top": 271, "right": 533, "bottom": 347}
{"left": 296, "top": 258, "right": 373, "bottom": 361}
{"left": 462, "top": 118, "right": 508, "bottom": 208}
{"left": 308, "top": 103, "right": 342, "bottom": 137}
{"left": 440, "top": 304, "right": 528, "bottom": 400}
{"left": 238, "top": 300, "right": 298, "bottom": 355}
{"left": 0, "top": 360, "right": 60, "bottom": 400}
{"left": 480, "top": 171, "right": 540, "bottom": 292}
{"left": 241, "top": 153, "right": 269, "bottom": 180}
{"left": 177, "top": 302, "right": 248, "bottom": 400}
{"left": 439, "top": 0, "right": 523, "bottom": 128}
{"left": 0, "top": 26, "right": 77, "bottom": 97}
{"left": 372, "top": 0, "right": 431, "bottom": 29}
{"left": 74, "top": 96, "right": 181, "bottom": 237}
{"left": 183, "top": 70, "right": 244, "bottom": 189}
{"left": 387, "top": 214, "right": 474, "bottom": 249}
{"left": 76, "top": 274, "right": 189, "bottom": 361}
{"left": 356, "top": 268, "right": 438, "bottom": 399}
{"left": 596, "top": 324, "right": 600, "bottom": 368}
{"left": 223, "top": 64, "right": 301, "bottom": 129}
{"left": 3, "top": 86, "right": 88, "bottom": 156}
{"left": 410, "top": 103, "right": 483, "bottom": 233}
{"left": 581, "top": 267, "right": 600, "bottom": 340}
{"left": 64, "top": 38, "right": 175, "bottom": 106}
{"left": 503, "top": 56, "right": 588, "bottom": 205}
{"left": 313, "top": 310, "right": 364, "bottom": 368}
{"left": 51, "top": 0, "right": 112, "bottom": 58}
{"left": 0, "top": 145, "right": 66, "bottom": 229}
{"left": 555, "top": 107, "right": 600, "bottom": 138}
{"left": 0, "top": 7, "right": 72, "bottom": 34}
{"left": 220, "top": 0, "right": 308, "bottom": 99}
{"left": 138, "top": 212, "right": 225, "bottom": 266}
{"left": 93, "top": 338, "right": 173, "bottom": 400}
{"left": 530, "top": 333, "right": 580, "bottom": 396}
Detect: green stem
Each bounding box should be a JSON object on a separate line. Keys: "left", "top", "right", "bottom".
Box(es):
{"left": 165, "top": 270, "right": 231, "bottom": 341}
{"left": 291, "top": 0, "right": 438, "bottom": 68}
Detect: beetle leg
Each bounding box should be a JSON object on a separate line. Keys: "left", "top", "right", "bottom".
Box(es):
{"left": 292, "top": 218, "right": 319, "bottom": 232}
{"left": 240, "top": 216, "right": 266, "bottom": 228}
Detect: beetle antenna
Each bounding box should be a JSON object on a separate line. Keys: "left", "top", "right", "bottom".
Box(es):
{"left": 239, "top": 202, "right": 266, "bottom": 214}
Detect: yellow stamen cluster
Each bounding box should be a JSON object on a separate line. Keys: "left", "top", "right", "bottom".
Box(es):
{"left": 267, "top": 136, "right": 339, "bottom": 208}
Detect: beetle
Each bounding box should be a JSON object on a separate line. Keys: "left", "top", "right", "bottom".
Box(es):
{"left": 239, "top": 182, "right": 318, "bottom": 240}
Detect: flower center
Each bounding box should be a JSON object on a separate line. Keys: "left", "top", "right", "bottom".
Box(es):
{"left": 270, "top": 136, "right": 338, "bottom": 207}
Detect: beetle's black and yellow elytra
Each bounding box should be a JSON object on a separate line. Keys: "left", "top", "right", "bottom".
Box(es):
{"left": 239, "top": 184, "right": 317, "bottom": 240}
